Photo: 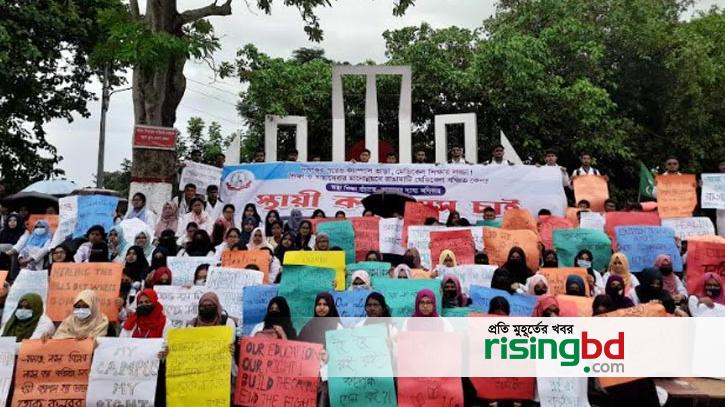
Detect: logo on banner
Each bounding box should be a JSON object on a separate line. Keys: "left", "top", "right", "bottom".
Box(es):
{"left": 224, "top": 170, "right": 254, "bottom": 192}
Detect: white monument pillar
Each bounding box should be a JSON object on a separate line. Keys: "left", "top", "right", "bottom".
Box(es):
{"left": 434, "top": 113, "right": 478, "bottom": 164}
{"left": 264, "top": 115, "right": 308, "bottom": 162}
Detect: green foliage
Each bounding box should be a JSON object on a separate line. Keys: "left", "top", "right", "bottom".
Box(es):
{"left": 177, "top": 116, "right": 233, "bottom": 164}
{"left": 100, "top": 158, "right": 132, "bottom": 197}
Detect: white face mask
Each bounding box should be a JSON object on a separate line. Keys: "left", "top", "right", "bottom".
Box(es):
{"left": 73, "top": 308, "right": 92, "bottom": 320}
{"left": 33, "top": 228, "right": 46, "bottom": 236}
{"left": 577, "top": 259, "right": 592, "bottom": 269}
{"left": 195, "top": 279, "right": 206, "bottom": 286}
{"left": 15, "top": 309, "right": 33, "bottom": 321}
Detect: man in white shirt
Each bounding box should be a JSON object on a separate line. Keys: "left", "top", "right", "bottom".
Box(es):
{"left": 448, "top": 145, "right": 469, "bottom": 164}
{"left": 571, "top": 152, "right": 601, "bottom": 177}
{"left": 175, "top": 183, "right": 197, "bottom": 219}
{"left": 482, "top": 144, "right": 514, "bottom": 165}
{"left": 205, "top": 185, "right": 224, "bottom": 223}
{"left": 544, "top": 148, "right": 571, "bottom": 188}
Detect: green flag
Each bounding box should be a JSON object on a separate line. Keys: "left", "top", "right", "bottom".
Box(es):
{"left": 639, "top": 161, "right": 655, "bottom": 199}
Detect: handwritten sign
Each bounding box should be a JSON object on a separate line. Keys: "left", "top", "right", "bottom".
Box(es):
{"left": 73, "top": 195, "right": 119, "bottom": 238}
{"left": 553, "top": 229, "right": 612, "bottom": 273}
{"left": 2, "top": 269, "right": 48, "bottom": 325}
{"left": 46, "top": 262, "right": 122, "bottom": 322}
{"left": 318, "top": 220, "right": 356, "bottom": 264}
{"left": 469, "top": 286, "right": 537, "bottom": 316}
{"left": 167, "top": 256, "right": 217, "bottom": 286}
{"left": 599, "top": 303, "right": 667, "bottom": 317}
{"left": 349, "top": 217, "right": 380, "bottom": 262}
{"left": 402, "top": 202, "right": 438, "bottom": 246}
{"left": 206, "top": 267, "right": 264, "bottom": 319}
{"left": 242, "top": 285, "right": 279, "bottom": 336}
{"left": 615, "top": 226, "right": 683, "bottom": 272}
{"left": 538, "top": 215, "right": 575, "bottom": 249}
{"left": 566, "top": 207, "right": 580, "bottom": 227}
{"left": 25, "top": 214, "right": 59, "bottom": 234}
{"left": 573, "top": 175, "right": 609, "bottom": 212}
{"left": 0, "top": 338, "right": 16, "bottom": 406}
{"left": 345, "top": 261, "right": 391, "bottom": 287}
{"left": 579, "top": 211, "right": 605, "bottom": 231}
{"left": 656, "top": 174, "right": 697, "bottom": 218}
{"left": 470, "top": 377, "right": 535, "bottom": 400}
{"left": 221, "top": 250, "right": 270, "bottom": 283}
{"left": 51, "top": 195, "right": 78, "bottom": 247}
{"left": 378, "top": 218, "right": 404, "bottom": 255}
{"left": 332, "top": 289, "right": 370, "bottom": 327}
{"left": 283, "top": 251, "right": 345, "bottom": 291}
{"left": 502, "top": 207, "right": 539, "bottom": 235}
{"left": 167, "top": 326, "right": 234, "bottom": 407}
{"left": 429, "top": 229, "right": 475, "bottom": 266}
{"left": 12, "top": 338, "right": 94, "bottom": 407}
{"left": 278, "top": 265, "right": 336, "bottom": 330}
{"left": 604, "top": 211, "right": 661, "bottom": 249}
{"left": 437, "top": 265, "right": 497, "bottom": 294}
{"left": 371, "top": 278, "right": 441, "bottom": 317}
{"left": 661, "top": 217, "right": 715, "bottom": 240}
{"left": 701, "top": 173, "right": 725, "bottom": 209}
{"left": 538, "top": 268, "right": 590, "bottom": 296}
{"left": 556, "top": 295, "right": 594, "bottom": 317}
{"left": 86, "top": 337, "right": 164, "bottom": 406}
{"left": 327, "top": 324, "right": 396, "bottom": 407}
{"left": 483, "top": 227, "right": 540, "bottom": 272}
{"left": 235, "top": 337, "right": 322, "bottom": 407}
{"left": 408, "top": 225, "right": 484, "bottom": 269}
{"left": 154, "top": 285, "right": 207, "bottom": 328}
{"left": 685, "top": 241, "right": 725, "bottom": 295}
{"left": 179, "top": 161, "right": 222, "bottom": 193}
{"left": 537, "top": 377, "right": 590, "bottom": 407}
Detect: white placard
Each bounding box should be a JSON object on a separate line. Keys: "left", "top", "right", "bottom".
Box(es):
{"left": 167, "top": 256, "right": 218, "bottom": 286}
{"left": 537, "top": 377, "right": 590, "bottom": 407}
{"left": 437, "top": 265, "right": 497, "bottom": 294}
{"left": 579, "top": 212, "right": 605, "bottom": 231}
{"left": 154, "top": 285, "right": 207, "bottom": 327}
{"left": 378, "top": 218, "right": 404, "bottom": 255}
{"left": 701, "top": 173, "right": 725, "bottom": 209}
{"left": 51, "top": 195, "right": 78, "bottom": 247}
{"left": 179, "top": 161, "right": 223, "bottom": 193}
{"left": 206, "top": 267, "right": 264, "bottom": 319}
{"left": 0, "top": 337, "right": 16, "bottom": 405}
{"left": 2, "top": 269, "right": 48, "bottom": 325}
{"left": 662, "top": 217, "right": 715, "bottom": 240}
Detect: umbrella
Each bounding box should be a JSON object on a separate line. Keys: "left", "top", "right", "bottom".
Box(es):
{"left": 21, "top": 179, "right": 77, "bottom": 197}
{"left": 71, "top": 188, "right": 121, "bottom": 197}
{"left": 0, "top": 192, "right": 58, "bottom": 214}
{"left": 361, "top": 191, "right": 416, "bottom": 218}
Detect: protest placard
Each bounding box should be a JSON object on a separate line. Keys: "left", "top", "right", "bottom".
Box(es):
{"left": 12, "top": 338, "right": 94, "bottom": 407}
{"left": 46, "top": 262, "right": 122, "bottom": 322}
{"left": 25, "top": 214, "right": 59, "bottom": 234}
{"left": 167, "top": 256, "right": 217, "bottom": 286}
{"left": 407, "top": 225, "right": 485, "bottom": 269}
{"left": 371, "top": 278, "right": 441, "bottom": 317}
{"left": 437, "top": 265, "right": 497, "bottom": 294}
{"left": 327, "top": 324, "right": 396, "bottom": 407}
{"left": 318, "top": 220, "right": 356, "bottom": 264}
{"left": 483, "top": 227, "right": 540, "bottom": 272}
{"left": 557, "top": 294, "right": 594, "bottom": 317}
{"left": 283, "top": 250, "right": 345, "bottom": 290}
{"left": 235, "top": 337, "right": 322, "bottom": 407}
{"left": 502, "top": 207, "right": 539, "bottom": 235}
{"left": 221, "top": 250, "right": 270, "bottom": 283}
{"left": 378, "top": 217, "right": 404, "bottom": 254}
{"left": 441, "top": 307, "right": 476, "bottom": 317}
{"left": 476, "top": 219, "right": 503, "bottom": 228}
{"left": 469, "top": 286, "right": 537, "bottom": 316}
{"left": 332, "top": 289, "right": 370, "bottom": 327}
{"left": 685, "top": 241, "right": 725, "bottom": 295}
{"left": 656, "top": 174, "right": 697, "bottom": 218}
{"left": 537, "top": 215, "right": 575, "bottom": 249}
{"left": 566, "top": 207, "right": 580, "bottom": 227}
{"left": 470, "top": 377, "right": 535, "bottom": 400}
{"left": 604, "top": 211, "right": 661, "bottom": 249}
{"left": 278, "top": 265, "right": 336, "bottom": 330}
{"left": 167, "top": 326, "right": 234, "bottom": 407}
{"left": 345, "top": 262, "right": 391, "bottom": 287}
{"left": 701, "top": 173, "right": 725, "bottom": 209}
{"left": 206, "top": 267, "right": 264, "bottom": 319}
{"left": 411, "top": 268, "right": 433, "bottom": 279}
{"left": 51, "top": 196, "right": 78, "bottom": 247}
{"left": 537, "top": 377, "right": 590, "bottom": 407}
{"left": 553, "top": 229, "right": 612, "bottom": 273}
{"left": 0, "top": 338, "right": 16, "bottom": 406}
{"left": 0, "top": 271, "right": 6, "bottom": 294}
{"left": 573, "top": 175, "right": 609, "bottom": 212}
{"left": 538, "top": 268, "right": 590, "bottom": 296}
{"left": 179, "top": 161, "right": 223, "bottom": 193}
{"left": 87, "top": 338, "right": 164, "bottom": 406}
{"left": 429, "top": 229, "right": 475, "bottom": 266}
{"left": 598, "top": 303, "right": 667, "bottom": 317}
{"left": 2, "top": 269, "right": 48, "bottom": 325}
{"left": 579, "top": 211, "right": 605, "bottom": 231}
{"left": 154, "top": 285, "right": 206, "bottom": 327}
{"left": 615, "top": 226, "right": 683, "bottom": 272}
{"left": 661, "top": 217, "right": 715, "bottom": 240}
{"left": 242, "top": 285, "right": 279, "bottom": 336}
{"left": 73, "top": 195, "right": 119, "bottom": 238}
{"left": 402, "top": 202, "right": 439, "bottom": 246}
{"left": 350, "top": 217, "right": 380, "bottom": 261}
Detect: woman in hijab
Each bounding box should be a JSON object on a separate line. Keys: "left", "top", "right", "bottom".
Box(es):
{"left": 404, "top": 289, "right": 452, "bottom": 332}
{"left": 603, "top": 252, "right": 639, "bottom": 294}
{"left": 10, "top": 219, "right": 53, "bottom": 271}
{"left": 214, "top": 228, "right": 241, "bottom": 261}
{"left": 295, "top": 220, "right": 315, "bottom": 250}
{"left": 149, "top": 247, "right": 169, "bottom": 271}
{"left": 633, "top": 268, "right": 675, "bottom": 313}
{"left": 314, "top": 233, "right": 330, "bottom": 251}
{"left": 298, "top": 292, "right": 341, "bottom": 345}
{"left": 541, "top": 249, "right": 558, "bottom": 268}
{"left": 391, "top": 264, "right": 412, "bottom": 279}
{"left": 108, "top": 225, "right": 125, "bottom": 262}
{"left": 446, "top": 211, "right": 461, "bottom": 227}
{"left": 53, "top": 289, "right": 109, "bottom": 339}
{"left": 285, "top": 209, "right": 303, "bottom": 235}
{"left": 241, "top": 204, "right": 262, "bottom": 226}
{"left": 592, "top": 295, "right": 614, "bottom": 316}
{"left": 654, "top": 254, "right": 686, "bottom": 300}
{"left": 565, "top": 274, "right": 587, "bottom": 296}
{"left": 134, "top": 231, "right": 155, "bottom": 262}
{"left": 239, "top": 217, "right": 259, "bottom": 247}
{"left": 574, "top": 249, "right": 604, "bottom": 296}
{"left": 123, "top": 246, "right": 150, "bottom": 282}
{"left": 2, "top": 293, "right": 55, "bottom": 341}
{"left": 147, "top": 267, "right": 172, "bottom": 288}
{"left": 488, "top": 296, "right": 510, "bottom": 316}
{"left": 688, "top": 272, "right": 725, "bottom": 316}
{"left": 437, "top": 249, "right": 457, "bottom": 269}
{"left": 605, "top": 275, "right": 635, "bottom": 310}
{"left": 125, "top": 193, "right": 156, "bottom": 227}
{"left": 88, "top": 242, "right": 110, "bottom": 263}
{"left": 532, "top": 295, "right": 560, "bottom": 317}
{"left": 274, "top": 232, "right": 297, "bottom": 263}
{"left": 366, "top": 250, "right": 383, "bottom": 262}
{"left": 120, "top": 289, "right": 170, "bottom": 338}
{"left": 348, "top": 270, "right": 372, "bottom": 290}
{"left": 502, "top": 246, "right": 534, "bottom": 286}
{"left": 154, "top": 201, "right": 179, "bottom": 239}
{"left": 0, "top": 213, "right": 25, "bottom": 249}
{"left": 355, "top": 292, "right": 398, "bottom": 338}
{"left": 250, "top": 297, "right": 296, "bottom": 340}
{"left": 189, "top": 292, "right": 236, "bottom": 329}
{"left": 441, "top": 274, "right": 470, "bottom": 308}
{"left": 247, "top": 227, "right": 272, "bottom": 250}
{"left": 491, "top": 268, "right": 517, "bottom": 294}
{"left": 264, "top": 210, "right": 281, "bottom": 236}
{"left": 157, "top": 229, "right": 179, "bottom": 256}
{"left": 180, "top": 230, "right": 215, "bottom": 257}
{"left": 526, "top": 274, "right": 549, "bottom": 296}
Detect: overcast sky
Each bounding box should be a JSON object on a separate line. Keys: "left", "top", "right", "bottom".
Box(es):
{"left": 44, "top": 0, "right": 720, "bottom": 187}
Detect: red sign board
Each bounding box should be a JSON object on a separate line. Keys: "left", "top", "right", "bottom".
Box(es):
{"left": 133, "top": 125, "right": 177, "bottom": 150}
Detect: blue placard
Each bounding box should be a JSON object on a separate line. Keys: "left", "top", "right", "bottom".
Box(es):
{"left": 615, "top": 226, "right": 683, "bottom": 272}
{"left": 469, "top": 285, "right": 537, "bottom": 316}
{"left": 242, "top": 285, "right": 279, "bottom": 336}
{"left": 331, "top": 289, "right": 370, "bottom": 327}
{"left": 73, "top": 195, "right": 119, "bottom": 238}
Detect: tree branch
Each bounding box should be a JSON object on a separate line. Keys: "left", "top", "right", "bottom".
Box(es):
{"left": 129, "top": 0, "right": 140, "bottom": 20}
{"left": 179, "top": 0, "right": 232, "bottom": 25}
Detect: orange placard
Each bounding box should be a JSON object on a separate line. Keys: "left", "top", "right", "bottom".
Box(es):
{"left": 537, "top": 215, "right": 574, "bottom": 250}
{"left": 47, "top": 262, "right": 122, "bottom": 322}
{"left": 501, "top": 207, "right": 539, "bottom": 235}
{"left": 483, "top": 227, "right": 540, "bottom": 272}
{"left": 12, "top": 338, "right": 94, "bottom": 407}
{"left": 556, "top": 294, "right": 593, "bottom": 317}
{"left": 598, "top": 303, "right": 667, "bottom": 317}
{"left": 0, "top": 270, "right": 7, "bottom": 291}
{"left": 350, "top": 217, "right": 380, "bottom": 262}
{"left": 429, "top": 229, "right": 475, "bottom": 266}
{"left": 598, "top": 377, "right": 640, "bottom": 389}
{"left": 402, "top": 202, "right": 438, "bottom": 246}
{"left": 656, "top": 174, "right": 697, "bottom": 218}
{"left": 573, "top": 175, "right": 609, "bottom": 212}
{"left": 221, "top": 250, "right": 271, "bottom": 283}
{"left": 25, "top": 214, "right": 59, "bottom": 234}
{"left": 566, "top": 207, "right": 581, "bottom": 227}
{"left": 411, "top": 268, "right": 433, "bottom": 279}
{"left": 538, "top": 268, "right": 590, "bottom": 296}
{"left": 604, "top": 211, "right": 661, "bottom": 249}
{"left": 685, "top": 241, "right": 725, "bottom": 295}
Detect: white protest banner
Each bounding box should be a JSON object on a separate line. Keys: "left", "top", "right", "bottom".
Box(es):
{"left": 662, "top": 217, "right": 715, "bottom": 240}
{"left": 206, "top": 267, "right": 264, "bottom": 319}
{"left": 437, "top": 265, "right": 497, "bottom": 294}
{"left": 51, "top": 195, "right": 78, "bottom": 247}
{"left": 701, "top": 173, "right": 725, "bottom": 209}
{"left": 579, "top": 212, "right": 605, "bottom": 231}
{"left": 2, "top": 269, "right": 48, "bottom": 325}
{"left": 167, "top": 256, "right": 217, "bottom": 286}
{"left": 536, "top": 376, "right": 590, "bottom": 407}
{"left": 408, "top": 226, "right": 484, "bottom": 269}
{"left": 220, "top": 163, "right": 567, "bottom": 220}
{"left": 378, "top": 218, "right": 404, "bottom": 254}
{"left": 87, "top": 338, "right": 164, "bottom": 406}
{"left": 0, "top": 338, "right": 16, "bottom": 405}
{"left": 179, "top": 161, "right": 223, "bottom": 192}
{"left": 154, "top": 285, "right": 207, "bottom": 327}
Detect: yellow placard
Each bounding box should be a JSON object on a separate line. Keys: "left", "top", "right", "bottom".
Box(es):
{"left": 283, "top": 250, "right": 346, "bottom": 290}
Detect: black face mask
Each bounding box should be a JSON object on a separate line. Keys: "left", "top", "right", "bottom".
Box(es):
{"left": 660, "top": 266, "right": 673, "bottom": 275}
{"left": 135, "top": 304, "right": 154, "bottom": 316}
{"left": 534, "top": 286, "right": 547, "bottom": 296}
{"left": 543, "top": 260, "right": 558, "bottom": 268}
{"left": 706, "top": 287, "right": 722, "bottom": 299}
{"left": 199, "top": 306, "right": 217, "bottom": 320}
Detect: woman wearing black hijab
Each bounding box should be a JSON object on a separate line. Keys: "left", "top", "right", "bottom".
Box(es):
{"left": 123, "top": 246, "right": 150, "bottom": 282}
{"left": 182, "top": 230, "right": 215, "bottom": 257}
{"left": 501, "top": 246, "right": 534, "bottom": 285}
{"left": 0, "top": 213, "right": 25, "bottom": 270}
{"left": 254, "top": 297, "right": 297, "bottom": 340}
{"left": 273, "top": 232, "right": 297, "bottom": 263}
{"left": 298, "top": 292, "right": 341, "bottom": 345}
{"left": 634, "top": 267, "right": 675, "bottom": 313}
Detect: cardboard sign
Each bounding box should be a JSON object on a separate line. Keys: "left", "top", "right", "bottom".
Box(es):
{"left": 656, "top": 174, "right": 697, "bottom": 218}
{"left": 470, "top": 377, "right": 535, "bottom": 401}
{"left": 351, "top": 217, "right": 380, "bottom": 262}
{"left": 235, "top": 337, "right": 322, "bottom": 407}
{"left": 408, "top": 225, "right": 484, "bottom": 269}
{"left": 221, "top": 250, "right": 270, "bottom": 283}
{"left": 468, "top": 286, "right": 537, "bottom": 316}
{"left": 12, "top": 339, "right": 94, "bottom": 407}
{"left": 179, "top": 161, "right": 222, "bottom": 193}
{"left": 537, "top": 377, "right": 590, "bottom": 407}
{"left": 331, "top": 289, "right": 370, "bottom": 327}
{"left": 565, "top": 207, "right": 580, "bottom": 227}
{"left": 46, "top": 262, "right": 123, "bottom": 322}
{"left": 579, "top": 211, "right": 605, "bottom": 231}
{"left": 278, "top": 265, "right": 336, "bottom": 331}
{"left": 411, "top": 268, "right": 433, "bottom": 279}
{"left": 661, "top": 217, "right": 716, "bottom": 240}
{"left": 133, "top": 125, "right": 177, "bottom": 150}
{"left": 538, "top": 268, "right": 590, "bottom": 296}
{"left": 483, "top": 227, "right": 540, "bottom": 272}
{"left": 283, "top": 251, "right": 346, "bottom": 291}
{"left": 573, "top": 175, "right": 609, "bottom": 212}
{"left": 615, "top": 226, "right": 683, "bottom": 272}
{"left": 167, "top": 256, "right": 217, "bottom": 286}
{"left": 154, "top": 285, "right": 206, "bottom": 328}
{"left": 371, "top": 278, "right": 441, "bottom": 317}
{"left": 379, "top": 217, "right": 405, "bottom": 255}
{"left": 402, "top": 202, "right": 439, "bottom": 246}
{"left": 701, "top": 173, "right": 725, "bottom": 209}
{"left": 345, "top": 261, "right": 391, "bottom": 287}
{"left": 604, "top": 211, "right": 660, "bottom": 249}
{"left": 205, "top": 267, "right": 264, "bottom": 319}
{"left": 598, "top": 303, "right": 667, "bottom": 317}
{"left": 2, "top": 269, "right": 48, "bottom": 325}
{"left": 553, "top": 229, "right": 612, "bottom": 273}
{"left": 501, "top": 207, "right": 539, "bottom": 235}
{"left": 685, "top": 241, "right": 725, "bottom": 295}
{"left": 242, "top": 285, "right": 279, "bottom": 336}
{"left": 0, "top": 338, "right": 16, "bottom": 406}
{"left": 429, "top": 229, "right": 475, "bottom": 266}
{"left": 556, "top": 294, "right": 594, "bottom": 317}
{"left": 537, "top": 215, "right": 575, "bottom": 249}
{"left": 437, "top": 265, "right": 497, "bottom": 294}
{"left": 73, "top": 195, "right": 119, "bottom": 238}
{"left": 317, "top": 220, "right": 356, "bottom": 264}
{"left": 25, "top": 214, "right": 59, "bottom": 234}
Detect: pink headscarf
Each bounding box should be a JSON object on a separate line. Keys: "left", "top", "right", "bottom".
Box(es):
{"left": 442, "top": 274, "right": 469, "bottom": 307}
{"left": 412, "top": 289, "right": 439, "bottom": 317}
{"left": 527, "top": 274, "right": 549, "bottom": 296}
{"left": 691, "top": 272, "right": 725, "bottom": 305}
{"left": 654, "top": 255, "right": 678, "bottom": 296}
{"left": 532, "top": 295, "right": 559, "bottom": 317}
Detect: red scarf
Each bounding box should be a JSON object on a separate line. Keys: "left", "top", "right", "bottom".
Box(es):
{"left": 123, "top": 289, "right": 166, "bottom": 338}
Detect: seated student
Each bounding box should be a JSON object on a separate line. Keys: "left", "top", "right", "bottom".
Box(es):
{"left": 107, "top": 226, "right": 125, "bottom": 263}
{"left": 120, "top": 289, "right": 171, "bottom": 338}
{"left": 74, "top": 225, "right": 106, "bottom": 263}
{"left": 532, "top": 295, "right": 560, "bottom": 317}
{"left": 603, "top": 198, "right": 618, "bottom": 212}
{"left": 177, "top": 197, "right": 211, "bottom": 236}
{"left": 474, "top": 252, "right": 489, "bottom": 265}
{"left": 565, "top": 275, "right": 587, "bottom": 296}
{"left": 155, "top": 201, "right": 179, "bottom": 239}
{"left": 446, "top": 211, "right": 462, "bottom": 227}
{"left": 654, "top": 255, "right": 687, "bottom": 302}
{"left": 391, "top": 264, "right": 412, "bottom": 279}
{"left": 123, "top": 246, "right": 150, "bottom": 283}
{"left": 157, "top": 229, "right": 179, "bottom": 256}
{"left": 314, "top": 233, "right": 330, "bottom": 251}
{"left": 403, "top": 289, "right": 453, "bottom": 331}
{"left": 294, "top": 220, "right": 315, "bottom": 250}
{"left": 632, "top": 268, "right": 676, "bottom": 313}
{"left": 48, "top": 244, "right": 73, "bottom": 273}
{"left": 441, "top": 275, "right": 471, "bottom": 308}
{"left": 193, "top": 264, "right": 209, "bottom": 286}
{"left": 366, "top": 250, "right": 383, "bottom": 262}
{"left": 213, "top": 228, "right": 241, "bottom": 261}
{"left": 688, "top": 272, "right": 725, "bottom": 316}
{"left": 403, "top": 248, "right": 425, "bottom": 269}
{"left": 576, "top": 200, "right": 591, "bottom": 210}
{"left": 274, "top": 232, "right": 297, "bottom": 263}
{"left": 176, "top": 222, "right": 198, "bottom": 248}
{"left": 239, "top": 217, "right": 258, "bottom": 247}
{"left": 605, "top": 275, "right": 635, "bottom": 310}
{"left": 491, "top": 268, "right": 519, "bottom": 294}
{"left": 541, "top": 249, "right": 558, "bottom": 268}
{"left": 355, "top": 292, "right": 398, "bottom": 339}
{"left": 9, "top": 219, "right": 53, "bottom": 271}
{"left": 188, "top": 292, "right": 236, "bottom": 329}
{"left": 247, "top": 227, "right": 272, "bottom": 251}
{"left": 266, "top": 221, "right": 283, "bottom": 250}
{"left": 437, "top": 249, "right": 458, "bottom": 269}
{"left": 348, "top": 270, "right": 372, "bottom": 290}
{"left": 256, "top": 247, "right": 281, "bottom": 283}
{"left": 53, "top": 289, "right": 109, "bottom": 339}
{"left": 2, "top": 293, "right": 55, "bottom": 341}
{"left": 574, "top": 249, "right": 604, "bottom": 296}
{"left": 178, "top": 230, "right": 215, "bottom": 257}
{"left": 501, "top": 247, "right": 534, "bottom": 287}
{"left": 334, "top": 211, "right": 346, "bottom": 220}
{"left": 250, "top": 297, "right": 296, "bottom": 340}
{"left": 602, "top": 252, "right": 639, "bottom": 296}
{"left": 134, "top": 230, "right": 155, "bottom": 262}
{"left": 525, "top": 274, "right": 549, "bottom": 296}
{"left": 146, "top": 267, "right": 172, "bottom": 288}
{"left": 88, "top": 242, "right": 110, "bottom": 263}
{"left": 592, "top": 294, "right": 614, "bottom": 316}
{"left": 487, "top": 296, "right": 510, "bottom": 316}
{"left": 311, "top": 209, "right": 326, "bottom": 219}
